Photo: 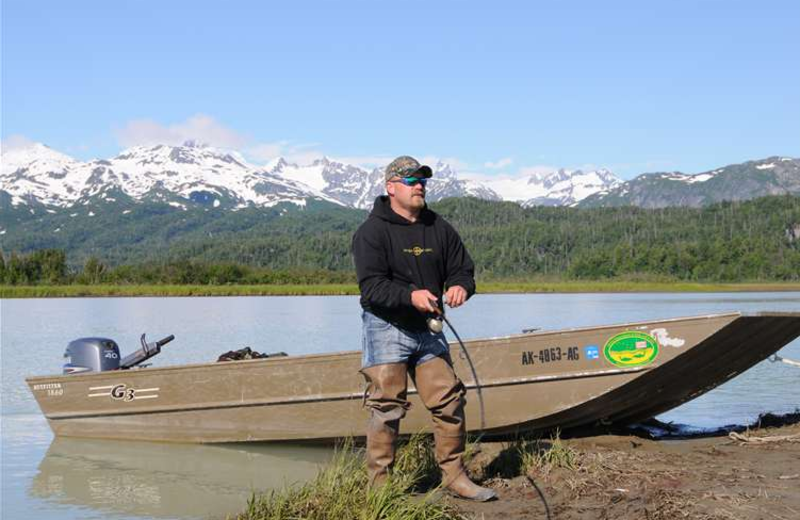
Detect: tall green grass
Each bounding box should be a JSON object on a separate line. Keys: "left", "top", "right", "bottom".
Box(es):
{"left": 483, "top": 430, "right": 578, "bottom": 479}
{"left": 516, "top": 431, "right": 577, "bottom": 475}
{"left": 235, "top": 435, "right": 461, "bottom": 520}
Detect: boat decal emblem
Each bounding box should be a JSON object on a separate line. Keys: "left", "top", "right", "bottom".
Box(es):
{"left": 603, "top": 331, "right": 659, "bottom": 368}
{"left": 88, "top": 384, "right": 159, "bottom": 402}
{"left": 649, "top": 328, "right": 686, "bottom": 348}
{"left": 584, "top": 345, "right": 599, "bottom": 360}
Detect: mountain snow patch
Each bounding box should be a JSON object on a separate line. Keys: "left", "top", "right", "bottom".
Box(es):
{"left": 686, "top": 173, "right": 714, "bottom": 183}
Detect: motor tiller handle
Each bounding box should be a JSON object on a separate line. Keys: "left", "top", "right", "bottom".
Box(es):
{"left": 156, "top": 335, "right": 175, "bottom": 348}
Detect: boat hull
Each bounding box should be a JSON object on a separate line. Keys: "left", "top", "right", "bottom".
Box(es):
{"left": 26, "top": 312, "right": 800, "bottom": 443}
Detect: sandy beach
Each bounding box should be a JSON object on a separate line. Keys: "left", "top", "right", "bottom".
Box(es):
{"left": 456, "top": 418, "right": 800, "bottom": 520}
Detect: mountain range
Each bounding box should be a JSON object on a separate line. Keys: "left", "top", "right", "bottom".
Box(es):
{"left": 0, "top": 142, "right": 620, "bottom": 211}
{"left": 581, "top": 157, "right": 800, "bottom": 208}
{"left": 1, "top": 142, "right": 797, "bottom": 216}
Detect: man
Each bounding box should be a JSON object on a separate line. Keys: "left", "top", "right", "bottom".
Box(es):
{"left": 351, "top": 155, "right": 497, "bottom": 502}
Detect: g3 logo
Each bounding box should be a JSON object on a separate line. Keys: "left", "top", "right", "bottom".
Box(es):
{"left": 111, "top": 384, "right": 136, "bottom": 401}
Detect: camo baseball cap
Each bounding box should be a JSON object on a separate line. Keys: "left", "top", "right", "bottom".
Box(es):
{"left": 384, "top": 156, "right": 433, "bottom": 181}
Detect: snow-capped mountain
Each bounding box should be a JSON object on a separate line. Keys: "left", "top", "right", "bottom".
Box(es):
{"left": 1, "top": 142, "right": 342, "bottom": 210}
{"left": 265, "top": 157, "right": 505, "bottom": 208}
{"left": 268, "top": 156, "right": 384, "bottom": 209}
{"left": 1, "top": 142, "right": 621, "bottom": 210}
{"left": 487, "top": 168, "right": 622, "bottom": 207}
{"left": 579, "top": 157, "right": 800, "bottom": 208}
{"left": 1, "top": 143, "right": 83, "bottom": 207}
{"left": 424, "top": 162, "right": 503, "bottom": 203}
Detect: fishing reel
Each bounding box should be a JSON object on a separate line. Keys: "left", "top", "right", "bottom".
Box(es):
{"left": 427, "top": 314, "right": 444, "bottom": 334}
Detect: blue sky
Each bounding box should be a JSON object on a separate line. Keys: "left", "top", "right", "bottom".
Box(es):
{"left": 2, "top": 0, "right": 798, "bottom": 179}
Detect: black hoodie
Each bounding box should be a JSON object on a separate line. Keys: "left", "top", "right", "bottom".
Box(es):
{"left": 352, "top": 195, "right": 476, "bottom": 331}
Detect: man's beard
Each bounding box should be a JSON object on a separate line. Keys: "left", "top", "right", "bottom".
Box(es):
{"left": 409, "top": 194, "right": 426, "bottom": 209}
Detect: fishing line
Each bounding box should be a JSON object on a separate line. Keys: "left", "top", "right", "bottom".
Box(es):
{"left": 441, "top": 314, "right": 486, "bottom": 431}
{"left": 440, "top": 313, "right": 552, "bottom": 519}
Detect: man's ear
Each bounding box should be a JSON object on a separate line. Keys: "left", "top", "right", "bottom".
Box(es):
{"left": 386, "top": 181, "right": 396, "bottom": 197}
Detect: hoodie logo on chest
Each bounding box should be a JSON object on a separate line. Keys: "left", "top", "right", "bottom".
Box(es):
{"left": 403, "top": 246, "right": 433, "bottom": 257}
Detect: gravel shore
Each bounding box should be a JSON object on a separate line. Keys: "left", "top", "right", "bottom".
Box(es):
{"left": 455, "top": 419, "right": 800, "bottom": 520}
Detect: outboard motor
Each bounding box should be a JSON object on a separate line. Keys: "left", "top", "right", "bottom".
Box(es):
{"left": 63, "top": 338, "right": 121, "bottom": 374}
{"left": 62, "top": 334, "right": 174, "bottom": 374}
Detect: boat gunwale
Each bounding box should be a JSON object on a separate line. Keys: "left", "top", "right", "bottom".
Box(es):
{"left": 25, "top": 311, "right": 744, "bottom": 383}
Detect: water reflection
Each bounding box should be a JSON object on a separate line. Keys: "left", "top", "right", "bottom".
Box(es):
{"left": 31, "top": 437, "right": 333, "bottom": 519}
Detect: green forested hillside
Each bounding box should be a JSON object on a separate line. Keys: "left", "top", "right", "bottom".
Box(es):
{"left": 2, "top": 195, "right": 800, "bottom": 283}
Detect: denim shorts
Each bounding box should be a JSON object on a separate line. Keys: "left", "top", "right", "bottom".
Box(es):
{"left": 361, "top": 311, "right": 449, "bottom": 368}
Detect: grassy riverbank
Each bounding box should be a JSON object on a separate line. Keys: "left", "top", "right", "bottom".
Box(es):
{"left": 3, "top": 281, "right": 800, "bottom": 298}
{"left": 235, "top": 417, "right": 800, "bottom": 520}
{"left": 236, "top": 435, "right": 459, "bottom": 520}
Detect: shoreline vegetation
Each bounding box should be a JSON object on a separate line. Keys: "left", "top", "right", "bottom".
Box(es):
{"left": 4, "top": 281, "right": 800, "bottom": 298}
{"left": 235, "top": 414, "right": 800, "bottom": 520}
{"left": 3, "top": 247, "right": 800, "bottom": 298}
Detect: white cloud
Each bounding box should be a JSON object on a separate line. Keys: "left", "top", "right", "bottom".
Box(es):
{"left": 110, "top": 115, "right": 621, "bottom": 179}
{"left": 1, "top": 134, "right": 36, "bottom": 153}
{"left": 115, "top": 115, "right": 335, "bottom": 167}
{"left": 418, "top": 155, "right": 470, "bottom": 171}
{"left": 115, "top": 114, "right": 249, "bottom": 149}
{"left": 245, "top": 141, "right": 328, "bottom": 166}
{"left": 518, "top": 165, "right": 559, "bottom": 177}
{"left": 484, "top": 157, "right": 513, "bottom": 169}
{"left": 331, "top": 155, "right": 396, "bottom": 169}
{"left": 457, "top": 170, "right": 495, "bottom": 181}
{"left": 246, "top": 141, "right": 292, "bottom": 163}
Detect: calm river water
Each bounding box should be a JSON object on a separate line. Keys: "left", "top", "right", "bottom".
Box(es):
{"left": 2, "top": 293, "right": 799, "bottom": 519}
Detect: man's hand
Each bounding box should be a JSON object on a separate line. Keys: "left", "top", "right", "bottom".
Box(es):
{"left": 411, "top": 289, "right": 440, "bottom": 314}
{"left": 444, "top": 285, "right": 468, "bottom": 308}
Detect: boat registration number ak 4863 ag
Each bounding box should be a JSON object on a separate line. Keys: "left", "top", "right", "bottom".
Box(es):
{"left": 521, "top": 346, "right": 580, "bottom": 365}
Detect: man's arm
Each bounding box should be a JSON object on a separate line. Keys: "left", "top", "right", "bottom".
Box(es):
{"left": 352, "top": 227, "right": 413, "bottom": 309}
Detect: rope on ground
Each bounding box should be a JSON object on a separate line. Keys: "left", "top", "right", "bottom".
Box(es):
{"left": 769, "top": 354, "right": 800, "bottom": 368}
{"left": 728, "top": 431, "right": 800, "bottom": 444}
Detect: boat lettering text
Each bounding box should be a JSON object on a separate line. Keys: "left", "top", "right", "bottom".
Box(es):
{"left": 32, "top": 383, "right": 64, "bottom": 397}
{"left": 33, "top": 383, "right": 62, "bottom": 391}
{"left": 522, "top": 346, "right": 580, "bottom": 365}
{"left": 88, "top": 384, "right": 160, "bottom": 401}
{"left": 111, "top": 384, "right": 136, "bottom": 401}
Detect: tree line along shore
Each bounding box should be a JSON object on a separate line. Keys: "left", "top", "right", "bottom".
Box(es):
{"left": 2, "top": 195, "right": 800, "bottom": 297}
{"left": 3, "top": 280, "right": 800, "bottom": 299}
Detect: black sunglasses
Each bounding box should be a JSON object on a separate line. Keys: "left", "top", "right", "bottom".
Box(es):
{"left": 389, "top": 176, "right": 428, "bottom": 187}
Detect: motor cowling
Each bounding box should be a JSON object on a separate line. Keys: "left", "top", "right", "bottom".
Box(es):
{"left": 63, "top": 338, "right": 120, "bottom": 374}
